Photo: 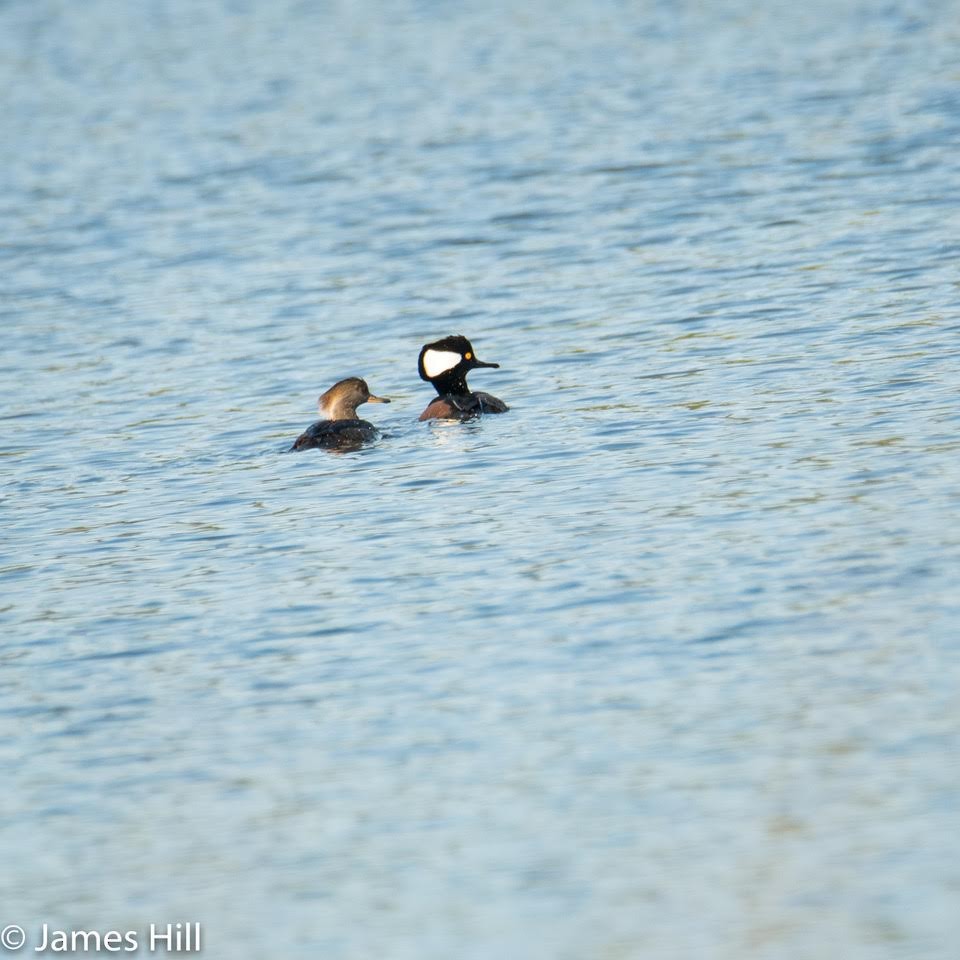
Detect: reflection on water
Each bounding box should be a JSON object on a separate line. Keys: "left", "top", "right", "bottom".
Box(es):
{"left": 3, "top": 0, "right": 960, "bottom": 957}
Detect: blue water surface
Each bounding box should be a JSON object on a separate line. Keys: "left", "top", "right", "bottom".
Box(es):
{"left": 2, "top": 1, "right": 959, "bottom": 957}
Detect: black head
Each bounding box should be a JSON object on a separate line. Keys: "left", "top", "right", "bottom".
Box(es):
{"left": 417, "top": 335, "right": 500, "bottom": 394}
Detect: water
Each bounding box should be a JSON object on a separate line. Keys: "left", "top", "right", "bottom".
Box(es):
{"left": 3, "top": 0, "right": 960, "bottom": 956}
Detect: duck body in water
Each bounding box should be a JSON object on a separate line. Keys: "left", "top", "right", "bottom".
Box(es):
{"left": 291, "top": 377, "right": 390, "bottom": 451}
{"left": 417, "top": 335, "right": 508, "bottom": 421}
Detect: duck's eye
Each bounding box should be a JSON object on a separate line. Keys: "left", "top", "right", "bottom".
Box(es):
{"left": 465, "top": 352, "right": 472, "bottom": 360}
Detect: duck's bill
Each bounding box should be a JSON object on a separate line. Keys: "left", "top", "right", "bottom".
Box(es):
{"left": 367, "top": 394, "right": 391, "bottom": 403}
{"left": 472, "top": 359, "right": 500, "bottom": 369}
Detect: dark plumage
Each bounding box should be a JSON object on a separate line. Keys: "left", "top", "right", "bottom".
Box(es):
{"left": 417, "top": 335, "right": 508, "bottom": 421}
{"left": 290, "top": 377, "right": 390, "bottom": 451}
{"left": 418, "top": 392, "right": 508, "bottom": 421}
{"left": 291, "top": 418, "right": 380, "bottom": 450}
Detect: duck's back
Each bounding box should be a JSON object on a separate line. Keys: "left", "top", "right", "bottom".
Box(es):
{"left": 419, "top": 391, "right": 509, "bottom": 422}
{"left": 291, "top": 419, "right": 379, "bottom": 450}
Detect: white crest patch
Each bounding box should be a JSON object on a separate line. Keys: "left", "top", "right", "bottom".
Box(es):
{"left": 422, "top": 349, "right": 461, "bottom": 378}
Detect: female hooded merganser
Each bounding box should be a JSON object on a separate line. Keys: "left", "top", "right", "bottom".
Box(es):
{"left": 290, "top": 377, "right": 390, "bottom": 450}
{"left": 417, "top": 335, "right": 509, "bottom": 421}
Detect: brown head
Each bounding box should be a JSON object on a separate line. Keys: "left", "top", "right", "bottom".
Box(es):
{"left": 318, "top": 377, "right": 391, "bottom": 421}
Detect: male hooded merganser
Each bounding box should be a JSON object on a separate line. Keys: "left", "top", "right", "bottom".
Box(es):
{"left": 417, "top": 335, "right": 509, "bottom": 421}
{"left": 290, "top": 377, "right": 390, "bottom": 450}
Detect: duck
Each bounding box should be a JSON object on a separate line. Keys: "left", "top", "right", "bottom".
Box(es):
{"left": 290, "top": 377, "right": 390, "bottom": 450}
{"left": 417, "top": 335, "right": 509, "bottom": 421}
